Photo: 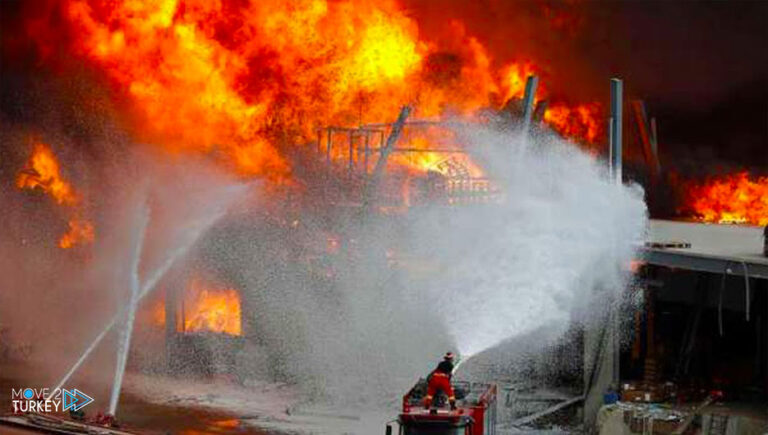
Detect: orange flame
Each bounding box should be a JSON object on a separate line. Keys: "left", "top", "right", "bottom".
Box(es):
{"left": 543, "top": 102, "right": 601, "bottom": 144}
{"left": 17, "top": 142, "right": 96, "bottom": 249}
{"left": 499, "top": 62, "right": 542, "bottom": 103}
{"left": 151, "top": 299, "right": 166, "bottom": 327}
{"left": 684, "top": 172, "right": 768, "bottom": 226}
{"left": 59, "top": 219, "right": 96, "bottom": 249}
{"left": 17, "top": 143, "right": 78, "bottom": 206}
{"left": 390, "top": 127, "right": 482, "bottom": 177}
{"left": 183, "top": 279, "right": 241, "bottom": 336}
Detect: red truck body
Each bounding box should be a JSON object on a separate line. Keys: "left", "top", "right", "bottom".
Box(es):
{"left": 387, "top": 380, "right": 497, "bottom": 435}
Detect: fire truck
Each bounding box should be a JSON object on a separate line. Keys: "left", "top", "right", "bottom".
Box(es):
{"left": 385, "top": 379, "right": 497, "bottom": 435}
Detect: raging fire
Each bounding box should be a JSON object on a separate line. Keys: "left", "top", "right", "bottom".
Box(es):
{"left": 27, "top": 0, "right": 603, "bottom": 183}
{"left": 684, "top": 172, "right": 768, "bottom": 226}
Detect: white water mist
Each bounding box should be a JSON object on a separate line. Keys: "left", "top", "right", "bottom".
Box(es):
{"left": 408, "top": 125, "right": 647, "bottom": 359}
{"left": 237, "top": 122, "right": 647, "bottom": 410}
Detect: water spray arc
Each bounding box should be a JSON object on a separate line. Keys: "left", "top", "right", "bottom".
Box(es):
{"left": 109, "top": 204, "right": 150, "bottom": 415}
{"left": 53, "top": 206, "right": 232, "bottom": 394}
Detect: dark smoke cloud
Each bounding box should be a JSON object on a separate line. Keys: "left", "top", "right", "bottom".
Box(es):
{"left": 404, "top": 0, "right": 767, "bottom": 169}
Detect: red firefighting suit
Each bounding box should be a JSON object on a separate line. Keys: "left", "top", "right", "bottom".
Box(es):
{"left": 424, "top": 366, "right": 456, "bottom": 409}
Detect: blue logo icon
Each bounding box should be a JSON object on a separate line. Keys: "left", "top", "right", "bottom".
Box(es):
{"left": 62, "top": 389, "right": 94, "bottom": 412}
{"left": 23, "top": 388, "right": 34, "bottom": 400}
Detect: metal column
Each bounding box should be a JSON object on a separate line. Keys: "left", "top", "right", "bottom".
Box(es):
{"left": 609, "top": 78, "right": 623, "bottom": 184}
{"left": 521, "top": 75, "right": 539, "bottom": 134}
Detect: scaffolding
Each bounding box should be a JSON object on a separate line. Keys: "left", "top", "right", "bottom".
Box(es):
{"left": 315, "top": 118, "right": 501, "bottom": 207}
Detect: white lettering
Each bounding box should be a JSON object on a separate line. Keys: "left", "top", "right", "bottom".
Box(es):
{"left": 9, "top": 389, "right": 76, "bottom": 414}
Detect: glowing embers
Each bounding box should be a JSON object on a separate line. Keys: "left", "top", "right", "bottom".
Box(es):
{"left": 181, "top": 278, "right": 242, "bottom": 336}
{"left": 683, "top": 172, "right": 768, "bottom": 226}
{"left": 16, "top": 142, "right": 95, "bottom": 249}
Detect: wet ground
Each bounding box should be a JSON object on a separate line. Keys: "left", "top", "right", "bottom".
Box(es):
{"left": 0, "top": 360, "right": 580, "bottom": 434}
{"left": 0, "top": 359, "right": 395, "bottom": 434}
{"left": 117, "top": 393, "right": 275, "bottom": 434}
{"left": 0, "top": 361, "right": 280, "bottom": 434}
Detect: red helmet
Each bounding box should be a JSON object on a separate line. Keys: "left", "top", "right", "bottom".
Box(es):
{"left": 444, "top": 352, "right": 455, "bottom": 361}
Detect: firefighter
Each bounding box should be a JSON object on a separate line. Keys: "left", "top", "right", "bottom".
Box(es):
{"left": 424, "top": 352, "right": 456, "bottom": 410}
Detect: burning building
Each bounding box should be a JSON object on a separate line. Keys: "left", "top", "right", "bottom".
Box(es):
{"left": 0, "top": 0, "right": 766, "bottom": 433}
